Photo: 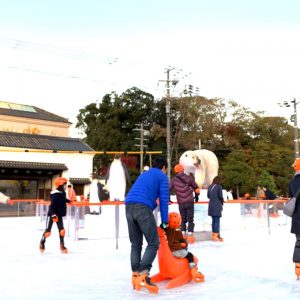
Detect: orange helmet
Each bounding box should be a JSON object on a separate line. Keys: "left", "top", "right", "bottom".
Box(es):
{"left": 174, "top": 164, "right": 184, "bottom": 174}
{"left": 54, "top": 177, "right": 68, "bottom": 188}
{"left": 244, "top": 193, "right": 250, "bottom": 198}
{"left": 168, "top": 212, "right": 181, "bottom": 229}
{"left": 293, "top": 158, "right": 300, "bottom": 171}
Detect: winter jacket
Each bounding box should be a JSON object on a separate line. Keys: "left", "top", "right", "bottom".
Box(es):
{"left": 264, "top": 189, "right": 276, "bottom": 200}
{"left": 125, "top": 167, "right": 169, "bottom": 223}
{"left": 165, "top": 227, "right": 187, "bottom": 252}
{"left": 207, "top": 183, "right": 224, "bottom": 217}
{"left": 288, "top": 172, "right": 300, "bottom": 235}
{"left": 170, "top": 173, "right": 199, "bottom": 205}
{"left": 48, "top": 190, "right": 71, "bottom": 217}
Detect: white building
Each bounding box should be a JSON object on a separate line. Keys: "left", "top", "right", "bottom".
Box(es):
{"left": 0, "top": 101, "right": 95, "bottom": 215}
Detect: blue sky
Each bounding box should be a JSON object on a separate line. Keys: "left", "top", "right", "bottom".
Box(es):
{"left": 0, "top": 1, "right": 300, "bottom": 137}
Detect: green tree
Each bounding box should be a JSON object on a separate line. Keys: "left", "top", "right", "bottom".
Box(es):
{"left": 222, "top": 150, "right": 256, "bottom": 197}
{"left": 257, "top": 170, "right": 277, "bottom": 194}
{"left": 76, "top": 87, "right": 159, "bottom": 170}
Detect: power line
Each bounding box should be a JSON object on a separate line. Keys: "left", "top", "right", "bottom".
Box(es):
{"left": 0, "top": 64, "right": 118, "bottom": 85}
{"left": 0, "top": 37, "right": 119, "bottom": 64}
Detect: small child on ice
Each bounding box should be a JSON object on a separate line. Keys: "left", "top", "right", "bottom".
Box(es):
{"left": 165, "top": 212, "right": 204, "bottom": 282}
{"left": 170, "top": 164, "right": 200, "bottom": 243}
{"left": 39, "top": 177, "right": 72, "bottom": 253}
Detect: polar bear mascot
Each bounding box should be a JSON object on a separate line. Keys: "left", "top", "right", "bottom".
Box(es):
{"left": 179, "top": 149, "right": 219, "bottom": 188}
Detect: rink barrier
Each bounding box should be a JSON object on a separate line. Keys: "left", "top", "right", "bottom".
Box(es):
{"left": 33, "top": 198, "right": 289, "bottom": 248}
{"left": 5, "top": 198, "right": 289, "bottom": 248}
{"left": 35, "top": 200, "right": 124, "bottom": 249}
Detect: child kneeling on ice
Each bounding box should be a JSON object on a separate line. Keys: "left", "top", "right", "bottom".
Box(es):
{"left": 165, "top": 212, "right": 204, "bottom": 282}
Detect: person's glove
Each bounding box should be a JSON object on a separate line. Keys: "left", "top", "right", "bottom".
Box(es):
{"left": 51, "top": 214, "right": 58, "bottom": 222}
{"left": 160, "top": 222, "right": 169, "bottom": 231}
{"left": 194, "top": 194, "right": 199, "bottom": 202}
{"left": 180, "top": 242, "right": 187, "bottom": 248}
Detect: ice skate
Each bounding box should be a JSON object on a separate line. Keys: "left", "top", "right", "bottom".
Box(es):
{"left": 60, "top": 243, "right": 68, "bottom": 254}
{"left": 131, "top": 271, "right": 138, "bottom": 289}
{"left": 295, "top": 263, "right": 300, "bottom": 280}
{"left": 191, "top": 267, "right": 205, "bottom": 283}
{"left": 39, "top": 231, "right": 50, "bottom": 253}
{"left": 212, "top": 232, "right": 223, "bottom": 242}
{"left": 39, "top": 239, "right": 45, "bottom": 253}
{"left": 135, "top": 273, "right": 158, "bottom": 294}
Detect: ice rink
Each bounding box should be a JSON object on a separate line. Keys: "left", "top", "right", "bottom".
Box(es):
{"left": 1, "top": 204, "right": 300, "bottom": 300}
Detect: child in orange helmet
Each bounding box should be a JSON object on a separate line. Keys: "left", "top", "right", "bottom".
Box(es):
{"left": 170, "top": 164, "right": 200, "bottom": 243}
{"left": 165, "top": 212, "right": 204, "bottom": 282}
{"left": 39, "top": 177, "right": 72, "bottom": 253}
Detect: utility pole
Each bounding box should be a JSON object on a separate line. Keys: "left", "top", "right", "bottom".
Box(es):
{"left": 278, "top": 98, "right": 299, "bottom": 159}
{"left": 166, "top": 68, "right": 171, "bottom": 180}
{"left": 134, "top": 123, "right": 149, "bottom": 173}
{"left": 140, "top": 123, "right": 144, "bottom": 173}
{"left": 292, "top": 98, "right": 299, "bottom": 159}
{"left": 159, "top": 67, "right": 178, "bottom": 179}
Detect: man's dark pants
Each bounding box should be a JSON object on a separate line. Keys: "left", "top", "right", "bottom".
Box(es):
{"left": 126, "top": 203, "right": 159, "bottom": 273}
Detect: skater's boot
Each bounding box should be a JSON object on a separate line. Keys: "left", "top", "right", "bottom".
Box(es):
{"left": 60, "top": 243, "right": 68, "bottom": 253}
{"left": 131, "top": 271, "right": 138, "bottom": 289}
{"left": 190, "top": 266, "right": 205, "bottom": 283}
{"left": 39, "top": 230, "right": 51, "bottom": 253}
{"left": 295, "top": 263, "right": 300, "bottom": 280}
{"left": 39, "top": 239, "right": 45, "bottom": 253}
{"left": 211, "top": 232, "right": 219, "bottom": 241}
{"left": 59, "top": 229, "right": 68, "bottom": 253}
{"left": 212, "top": 232, "right": 223, "bottom": 242}
{"left": 186, "top": 232, "right": 196, "bottom": 244}
{"left": 135, "top": 272, "right": 158, "bottom": 294}
{"left": 217, "top": 233, "right": 224, "bottom": 242}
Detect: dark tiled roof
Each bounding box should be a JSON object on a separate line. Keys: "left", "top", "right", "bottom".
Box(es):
{"left": 0, "top": 104, "right": 71, "bottom": 124}
{"left": 0, "top": 131, "right": 95, "bottom": 151}
{"left": 0, "top": 160, "right": 67, "bottom": 170}
{"left": 69, "top": 177, "right": 91, "bottom": 184}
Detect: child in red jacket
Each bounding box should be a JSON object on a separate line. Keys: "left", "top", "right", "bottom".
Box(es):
{"left": 165, "top": 212, "right": 204, "bottom": 282}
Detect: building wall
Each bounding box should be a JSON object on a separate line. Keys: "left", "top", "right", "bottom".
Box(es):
{"left": 0, "top": 115, "right": 70, "bottom": 137}
{"left": 0, "top": 148, "right": 94, "bottom": 198}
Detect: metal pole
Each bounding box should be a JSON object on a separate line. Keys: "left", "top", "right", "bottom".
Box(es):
{"left": 74, "top": 206, "right": 79, "bottom": 241}
{"left": 266, "top": 203, "right": 270, "bottom": 235}
{"left": 293, "top": 98, "right": 299, "bottom": 159}
{"left": 115, "top": 203, "right": 120, "bottom": 249}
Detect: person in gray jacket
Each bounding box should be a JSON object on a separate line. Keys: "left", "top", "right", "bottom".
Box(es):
{"left": 207, "top": 176, "right": 224, "bottom": 242}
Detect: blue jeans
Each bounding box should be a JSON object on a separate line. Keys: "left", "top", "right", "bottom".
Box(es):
{"left": 293, "top": 234, "right": 300, "bottom": 262}
{"left": 211, "top": 216, "right": 221, "bottom": 233}
{"left": 126, "top": 203, "right": 159, "bottom": 273}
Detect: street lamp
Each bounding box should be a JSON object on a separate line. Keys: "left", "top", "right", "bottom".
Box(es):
{"left": 278, "top": 98, "right": 299, "bottom": 158}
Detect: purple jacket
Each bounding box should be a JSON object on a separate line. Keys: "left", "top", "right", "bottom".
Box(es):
{"left": 170, "top": 173, "right": 198, "bottom": 204}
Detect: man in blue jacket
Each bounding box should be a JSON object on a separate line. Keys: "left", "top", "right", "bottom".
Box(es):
{"left": 125, "top": 157, "right": 169, "bottom": 294}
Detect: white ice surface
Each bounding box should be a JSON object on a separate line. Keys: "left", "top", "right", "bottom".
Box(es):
{"left": 1, "top": 205, "right": 300, "bottom": 300}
